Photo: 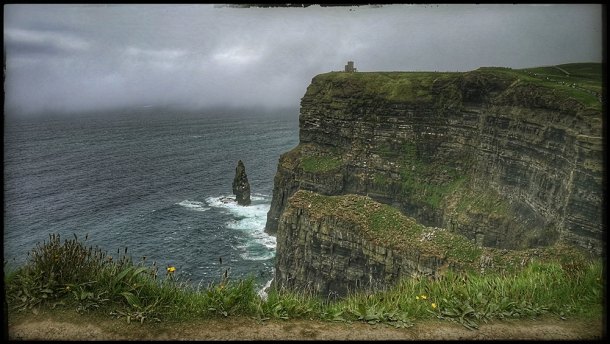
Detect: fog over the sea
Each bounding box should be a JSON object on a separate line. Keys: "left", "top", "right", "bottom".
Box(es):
{"left": 3, "top": 4, "right": 603, "bottom": 117}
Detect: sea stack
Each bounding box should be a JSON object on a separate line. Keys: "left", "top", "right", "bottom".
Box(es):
{"left": 232, "top": 160, "right": 251, "bottom": 206}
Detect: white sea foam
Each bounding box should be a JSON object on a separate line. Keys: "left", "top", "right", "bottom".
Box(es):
{"left": 206, "top": 194, "right": 276, "bottom": 261}
{"left": 236, "top": 242, "right": 275, "bottom": 261}
{"left": 257, "top": 278, "right": 274, "bottom": 301}
{"left": 176, "top": 200, "right": 210, "bottom": 212}
{"left": 250, "top": 193, "right": 268, "bottom": 201}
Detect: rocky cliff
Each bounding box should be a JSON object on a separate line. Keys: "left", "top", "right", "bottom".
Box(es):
{"left": 267, "top": 65, "right": 603, "bottom": 295}
{"left": 275, "top": 190, "right": 590, "bottom": 296}
{"left": 275, "top": 190, "right": 460, "bottom": 295}
{"left": 233, "top": 160, "right": 251, "bottom": 206}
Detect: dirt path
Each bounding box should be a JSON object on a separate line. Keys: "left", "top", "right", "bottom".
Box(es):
{"left": 7, "top": 311, "right": 605, "bottom": 340}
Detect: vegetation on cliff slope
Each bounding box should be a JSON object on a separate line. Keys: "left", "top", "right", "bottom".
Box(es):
{"left": 377, "top": 142, "right": 451, "bottom": 209}
{"left": 300, "top": 155, "right": 343, "bottom": 173}
{"left": 5, "top": 233, "right": 603, "bottom": 330}
{"left": 288, "top": 190, "right": 444, "bottom": 258}
{"left": 287, "top": 190, "right": 593, "bottom": 271}
{"left": 480, "top": 64, "right": 601, "bottom": 111}
{"left": 281, "top": 143, "right": 343, "bottom": 174}
{"left": 521, "top": 63, "right": 602, "bottom": 104}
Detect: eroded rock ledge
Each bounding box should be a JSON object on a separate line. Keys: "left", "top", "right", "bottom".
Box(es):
{"left": 275, "top": 190, "right": 590, "bottom": 296}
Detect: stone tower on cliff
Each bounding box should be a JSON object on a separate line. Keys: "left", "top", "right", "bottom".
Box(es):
{"left": 344, "top": 61, "right": 357, "bottom": 72}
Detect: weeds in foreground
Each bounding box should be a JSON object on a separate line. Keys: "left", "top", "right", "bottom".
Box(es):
{"left": 4, "top": 234, "right": 604, "bottom": 329}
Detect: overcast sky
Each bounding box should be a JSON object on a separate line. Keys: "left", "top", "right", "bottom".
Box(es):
{"left": 3, "top": 4, "right": 603, "bottom": 116}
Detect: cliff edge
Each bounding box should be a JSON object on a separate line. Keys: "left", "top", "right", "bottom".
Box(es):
{"left": 267, "top": 64, "right": 603, "bottom": 295}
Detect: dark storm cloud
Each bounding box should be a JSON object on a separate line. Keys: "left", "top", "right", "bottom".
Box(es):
{"left": 3, "top": 4, "right": 603, "bottom": 116}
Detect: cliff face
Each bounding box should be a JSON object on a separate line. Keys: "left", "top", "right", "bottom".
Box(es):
{"left": 275, "top": 190, "right": 457, "bottom": 296}
{"left": 276, "top": 190, "right": 592, "bottom": 296}
{"left": 267, "top": 68, "right": 603, "bottom": 254}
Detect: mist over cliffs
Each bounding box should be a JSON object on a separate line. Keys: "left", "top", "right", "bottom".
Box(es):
{"left": 265, "top": 63, "right": 603, "bottom": 295}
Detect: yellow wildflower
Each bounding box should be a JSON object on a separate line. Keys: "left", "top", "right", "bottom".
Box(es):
{"left": 416, "top": 296, "right": 420, "bottom": 300}
{"left": 421, "top": 295, "right": 427, "bottom": 300}
{"left": 431, "top": 303, "right": 437, "bottom": 309}
{"left": 167, "top": 266, "right": 176, "bottom": 273}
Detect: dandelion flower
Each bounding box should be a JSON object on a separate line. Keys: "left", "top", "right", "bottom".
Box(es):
{"left": 421, "top": 295, "right": 427, "bottom": 300}
{"left": 431, "top": 303, "right": 437, "bottom": 309}
{"left": 416, "top": 296, "right": 420, "bottom": 300}
{"left": 167, "top": 266, "right": 176, "bottom": 273}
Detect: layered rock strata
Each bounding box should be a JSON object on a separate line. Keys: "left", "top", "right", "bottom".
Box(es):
{"left": 276, "top": 191, "right": 447, "bottom": 296}
{"left": 276, "top": 190, "right": 591, "bottom": 296}
{"left": 266, "top": 69, "right": 604, "bottom": 293}
{"left": 266, "top": 69, "right": 603, "bottom": 255}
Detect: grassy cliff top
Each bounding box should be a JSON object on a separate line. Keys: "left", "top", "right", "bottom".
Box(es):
{"left": 287, "top": 190, "right": 593, "bottom": 272}
{"left": 308, "top": 71, "right": 458, "bottom": 103}
{"left": 309, "top": 63, "right": 602, "bottom": 110}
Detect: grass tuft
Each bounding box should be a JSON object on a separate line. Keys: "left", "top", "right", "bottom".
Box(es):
{"left": 5, "top": 234, "right": 604, "bottom": 329}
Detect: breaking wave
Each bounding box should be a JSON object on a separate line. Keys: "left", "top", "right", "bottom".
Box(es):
{"left": 205, "top": 194, "right": 276, "bottom": 261}
{"left": 176, "top": 200, "right": 211, "bottom": 212}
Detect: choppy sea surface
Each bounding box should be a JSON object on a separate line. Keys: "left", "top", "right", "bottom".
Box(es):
{"left": 3, "top": 108, "right": 299, "bottom": 288}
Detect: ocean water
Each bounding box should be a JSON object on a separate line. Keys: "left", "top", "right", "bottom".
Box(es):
{"left": 3, "top": 108, "right": 299, "bottom": 288}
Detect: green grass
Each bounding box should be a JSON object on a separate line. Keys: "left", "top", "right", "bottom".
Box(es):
{"left": 375, "top": 141, "right": 508, "bottom": 216}
{"left": 326, "top": 260, "right": 604, "bottom": 329}
{"left": 300, "top": 155, "right": 343, "bottom": 173}
{"left": 431, "top": 230, "right": 483, "bottom": 264}
{"left": 311, "top": 63, "right": 601, "bottom": 110}
{"left": 400, "top": 172, "right": 466, "bottom": 209}
{"left": 479, "top": 64, "right": 602, "bottom": 110}
{"left": 5, "top": 234, "right": 603, "bottom": 329}
{"left": 523, "top": 63, "right": 602, "bottom": 88}
{"left": 392, "top": 142, "right": 467, "bottom": 209}
{"left": 311, "top": 71, "right": 459, "bottom": 103}
{"left": 282, "top": 143, "right": 343, "bottom": 174}
{"left": 4, "top": 233, "right": 260, "bottom": 323}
